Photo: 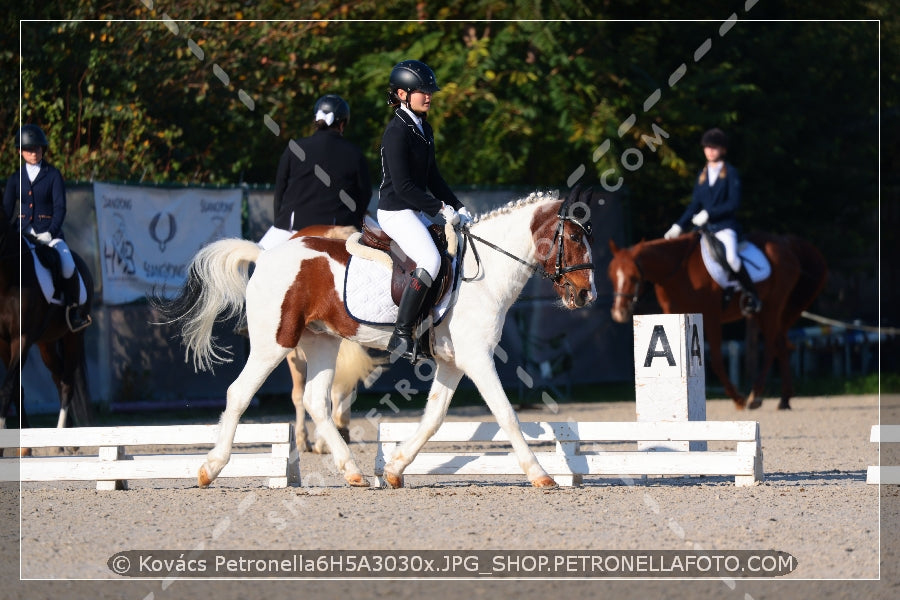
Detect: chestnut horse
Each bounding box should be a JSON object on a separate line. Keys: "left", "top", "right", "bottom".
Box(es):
{"left": 608, "top": 231, "right": 827, "bottom": 410}
{"left": 153, "top": 188, "right": 595, "bottom": 489}
{"left": 0, "top": 207, "right": 93, "bottom": 431}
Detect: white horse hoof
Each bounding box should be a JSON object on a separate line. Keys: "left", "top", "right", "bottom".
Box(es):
{"left": 345, "top": 473, "right": 370, "bottom": 487}
{"left": 198, "top": 465, "right": 213, "bottom": 488}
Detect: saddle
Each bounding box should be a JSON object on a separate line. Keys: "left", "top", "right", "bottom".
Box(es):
{"left": 358, "top": 218, "right": 455, "bottom": 308}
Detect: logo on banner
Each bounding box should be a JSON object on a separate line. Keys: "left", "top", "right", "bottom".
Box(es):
{"left": 104, "top": 213, "right": 136, "bottom": 276}
{"left": 149, "top": 212, "right": 178, "bottom": 252}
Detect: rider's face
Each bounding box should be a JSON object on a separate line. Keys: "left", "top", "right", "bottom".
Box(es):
{"left": 20, "top": 146, "right": 43, "bottom": 166}
{"left": 703, "top": 145, "right": 725, "bottom": 163}
{"left": 398, "top": 89, "right": 432, "bottom": 113}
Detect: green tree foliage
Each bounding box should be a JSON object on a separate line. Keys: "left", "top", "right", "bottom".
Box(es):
{"left": 2, "top": 1, "right": 893, "bottom": 321}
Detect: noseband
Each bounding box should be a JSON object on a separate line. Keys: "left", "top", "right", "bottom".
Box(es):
{"left": 462, "top": 200, "right": 593, "bottom": 285}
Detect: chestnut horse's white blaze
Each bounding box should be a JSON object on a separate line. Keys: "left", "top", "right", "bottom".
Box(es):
{"left": 160, "top": 188, "right": 596, "bottom": 489}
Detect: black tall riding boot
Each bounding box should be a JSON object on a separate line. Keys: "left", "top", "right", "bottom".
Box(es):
{"left": 63, "top": 274, "right": 91, "bottom": 332}
{"left": 387, "top": 268, "right": 433, "bottom": 364}
{"left": 734, "top": 264, "right": 761, "bottom": 315}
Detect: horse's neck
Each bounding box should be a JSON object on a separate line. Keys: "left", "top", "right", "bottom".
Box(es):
{"left": 464, "top": 204, "right": 542, "bottom": 303}
{"left": 637, "top": 238, "right": 695, "bottom": 283}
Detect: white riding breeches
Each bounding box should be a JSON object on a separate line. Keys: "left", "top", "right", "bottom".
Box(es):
{"left": 714, "top": 228, "right": 741, "bottom": 272}
{"left": 48, "top": 238, "right": 76, "bottom": 278}
{"left": 376, "top": 208, "right": 441, "bottom": 280}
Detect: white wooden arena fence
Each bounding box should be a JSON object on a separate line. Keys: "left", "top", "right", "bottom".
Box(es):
{"left": 0, "top": 423, "right": 300, "bottom": 490}
{"left": 374, "top": 420, "right": 763, "bottom": 487}
{"left": 866, "top": 425, "right": 900, "bottom": 485}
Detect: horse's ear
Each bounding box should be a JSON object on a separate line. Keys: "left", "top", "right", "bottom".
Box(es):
{"left": 608, "top": 239, "right": 619, "bottom": 253}
{"left": 566, "top": 182, "right": 582, "bottom": 204}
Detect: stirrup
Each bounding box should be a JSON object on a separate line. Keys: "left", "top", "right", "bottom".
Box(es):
{"left": 65, "top": 305, "right": 92, "bottom": 333}
{"left": 388, "top": 333, "right": 429, "bottom": 365}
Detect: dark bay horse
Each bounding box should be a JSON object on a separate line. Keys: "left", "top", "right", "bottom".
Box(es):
{"left": 0, "top": 208, "right": 93, "bottom": 431}
{"left": 608, "top": 231, "right": 827, "bottom": 410}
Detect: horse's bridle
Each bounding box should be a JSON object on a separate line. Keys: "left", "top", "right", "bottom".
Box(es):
{"left": 612, "top": 257, "right": 644, "bottom": 305}
{"left": 461, "top": 199, "right": 594, "bottom": 286}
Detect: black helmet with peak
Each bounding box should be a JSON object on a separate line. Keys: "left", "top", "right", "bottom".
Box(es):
{"left": 388, "top": 59, "right": 439, "bottom": 105}
{"left": 16, "top": 124, "right": 49, "bottom": 149}
{"left": 700, "top": 128, "right": 728, "bottom": 149}
{"left": 314, "top": 94, "right": 350, "bottom": 127}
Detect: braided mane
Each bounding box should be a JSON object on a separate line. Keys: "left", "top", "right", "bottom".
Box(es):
{"left": 470, "top": 189, "right": 559, "bottom": 224}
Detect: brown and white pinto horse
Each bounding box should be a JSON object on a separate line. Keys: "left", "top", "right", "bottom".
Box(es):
{"left": 608, "top": 231, "right": 827, "bottom": 410}
{"left": 281, "top": 225, "right": 384, "bottom": 454}
{"left": 155, "top": 188, "right": 596, "bottom": 489}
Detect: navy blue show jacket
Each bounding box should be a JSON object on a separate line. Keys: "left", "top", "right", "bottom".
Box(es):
{"left": 273, "top": 128, "right": 372, "bottom": 231}
{"left": 377, "top": 108, "right": 461, "bottom": 216}
{"left": 3, "top": 161, "right": 68, "bottom": 238}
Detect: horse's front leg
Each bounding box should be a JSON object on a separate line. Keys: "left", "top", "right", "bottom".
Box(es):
{"left": 705, "top": 321, "right": 746, "bottom": 409}
{"left": 461, "top": 354, "right": 556, "bottom": 488}
{"left": 382, "top": 361, "right": 463, "bottom": 488}
{"left": 287, "top": 349, "right": 311, "bottom": 452}
{"left": 300, "top": 335, "right": 368, "bottom": 487}
{"left": 199, "top": 343, "right": 290, "bottom": 487}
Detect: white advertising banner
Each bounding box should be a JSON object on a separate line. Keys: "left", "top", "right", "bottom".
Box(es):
{"left": 93, "top": 182, "right": 243, "bottom": 305}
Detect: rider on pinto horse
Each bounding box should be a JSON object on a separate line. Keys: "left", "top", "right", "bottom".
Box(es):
{"left": 664, "top": 127, "right": 761, "bottom": 316}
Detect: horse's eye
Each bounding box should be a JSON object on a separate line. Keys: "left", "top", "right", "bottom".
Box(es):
{"left": 569, "top": 232, "right": 581, "bottom": 243}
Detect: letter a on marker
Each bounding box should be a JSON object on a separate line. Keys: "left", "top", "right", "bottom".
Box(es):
{"left": 644, "top": 325, "right": 676, "bottom": 367}
{"left": 690, "top": 323, "right": 703, "bottom": 365}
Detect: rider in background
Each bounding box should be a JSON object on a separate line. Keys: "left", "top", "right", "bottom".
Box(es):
{"left": 3, "top": 124, "right": 90, "bottom": 331}
{"left": 258, "top": 94, "right": 371, "bottom": 250}
{"left": 663, "top": 127, "right": 760, "bottom": 314}
{"left": 377, "top": 59, "right": 471, "bottom": 363}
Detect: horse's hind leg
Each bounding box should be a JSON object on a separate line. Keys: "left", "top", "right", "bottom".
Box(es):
{"left": 748, "top": 331, "right": 791, "bottom": 410}
{"left": 287, "top": 349, "right": 311, "bottom": 452}
{"left": 300, "top": 335, "right": 367, "bottom": 487}
{"left": 199, "top": 343, "right": 291, "bottom": 488}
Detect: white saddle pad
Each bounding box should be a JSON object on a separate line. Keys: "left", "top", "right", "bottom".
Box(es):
{"left": 700, "top": 236, "right": 771, "bottom": 290}
{"left": 343, "top": 254, "right": 457, "bottom": 326}
{"left": 26, "top": 239, "right": 88, "bottom": 306}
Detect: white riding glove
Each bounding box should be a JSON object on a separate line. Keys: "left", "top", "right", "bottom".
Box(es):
{"left": 691, "top": 209, "right": 709, "bottom": 227}
{"left": 663, "top": 224, "right": 682, "bottom": 240}
{"left": 440, "top": 203, "right": 459, "bottom": 226}
{"left": 457, "top": 206, "right": 473, "bottom": 225}
{"left": 35, "top": 231, "right": 53, "bottom": 244}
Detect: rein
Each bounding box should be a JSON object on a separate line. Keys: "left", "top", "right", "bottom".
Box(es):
{"left": 461, "top": 200, "right": 593, "bottom": 284}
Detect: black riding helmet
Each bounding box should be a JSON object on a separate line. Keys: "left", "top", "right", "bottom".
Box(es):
{"left": 16, "top": 124, "right": 49, "bottom": 149}
{"left": 700, "top": 127, "right": 728, "bottom": 149}
{"left": 314, "top": 94, "right": 350, "bottom": 127}
{"left": 387, "top": 59, "right": 440, "bottom": 106}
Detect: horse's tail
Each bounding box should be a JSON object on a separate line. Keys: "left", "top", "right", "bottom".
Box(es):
{"left": 784, "top": 235, "right": 829, "bottom": 325}
{"left": 333, "top": 339, "right": 387, "bottom": 394}
{"left": 149, "top": 238, "right": 260, "bottom": 372}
